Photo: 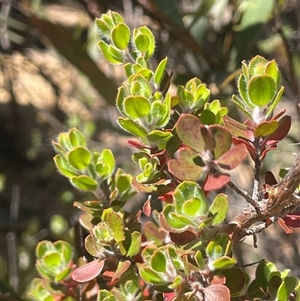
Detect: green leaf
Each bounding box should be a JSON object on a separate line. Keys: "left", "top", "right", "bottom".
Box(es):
{"left": 199, "top": 109, "right": 215, "bottom": 125}
{"left": 254, "top": 120, "right": 278, "bottom": 137}
{"left": 182, "top": 198, "right": 204, "bottom": 217}
{"left": 105, "top": 212, "right": 125, "bottom": 243}
{"left": 277, "top": 276, "right": 298, "bottom": 301}
{"left": 69, "top": 128, "right": 86, "bottom": 147}
{"left": 116, "top": 174, "right": 132, "bottom": 193}
{"left": 265, "top": 59, "right": 281, "bottom": 90}
{"left": 222, "top": 268, "right": 246, "bottom": 295}
{"left": 231, "top": 95, "right": 252, "bottom": 118}
{"left": 71, "top": 175, "right": 98, "bottom": 191}
{"left": 112, "top": 23, "right": 130, "bottom": 50}
{"left": 135, "top": 26, "right": 155, "bottom": 59}
{"left": 154, "top": 57, "right": 168, "bottom": 87}
{"left": 161, "top": 204, "right": 192, "bottom": 231}
{"left": 118, "top": 117, "right": 148, "bottom": 139}
{"left": 150, "top": 101, "right": 170, "bottom": 128}
{"left": 174, "top": 181, "right": 207, "bottom": 215}
{"left": 138, "top": 266, "right": 166, "bottom": 285}
{"left": 55, "top": 267, "right": 72, "bottom": 282}
{"left": 147, "top": 130, "right": 172, "bottom": 149}
{"left": 98, "top": 41, "right": 123, "bottom": 64}
{"left": 53, "top": 155, "right": 77, "bottom": 178}
{"left": 268, "top": 275, "right": 282, "bottom": 299}
{"left": 54, "top": 241, "right": 72, "bottom": 263}
{"left": 248, "top": 75, "right": 276, "bottom": 106}
{"left": 134, "top": 33, "right": 150, "bottom": 53}
{"left": 212, "top": 256, "right": 236, "bottom": 270}
{"left": 116, "top": 86, "right": 127, "bottom": 115}
{"left": 43, "top": 252, "right": 61, "bottom": 266}
{"left": 265, "top": 86, "right": 284, "bottom": 118}
{"left": 124, "top": 96, "right": 151, "bottom": 119}
{"left": 151, "top": 250, "right": 166, "bottom": 273}
{"left": 95, "top": 149, "right": 115, "bottom": 179}
{"left": 238, "top": 74, "right": 254, "bottom": 109}
{"left": 57, "top": 132, "right": 73, "bottom": 152}
{"left": 68, "top": 147, "right": 91, "bottom": 170}
{"left": 237, "top": 0, "right": 274, "bottom": 32}
{"left": 127, "top": 231, "right": 142, "bottom": 257}
{"left": 36, "top": 241, "right": 54, "bottom": 259}
{"left": 95, "top": 18, "right": 110, "bottom": 37}
{"left": 209, "top": 193, "right": 228, "bottom": 225}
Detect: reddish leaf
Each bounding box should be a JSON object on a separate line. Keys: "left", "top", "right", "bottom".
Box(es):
{"left": 143, "top": 197, "right": 152, "bottom": 217}
{"left": 283, "top": 214, "right": 300, "bottom": 228}
{"left": 216, "top": 144, "right": 248, "bottom": 170}
{"left": 72, "top": 260, "right": 104, "bottom": 282}
{"left": 223, "top": 116, "right": 253, "bottom": 140}
{"left": 176, "top": 114, "right": 205, "bottom": 152}
{"left": 259, "top": 144, "right": 277, "bottom": 161}
{"left": 232, "top": 137, "right": 255, "bottom": 154}
{"left": 278, "top": 218, "right": 293, "bottom": 234}
{"left": 203, "top": 284, "right": 230, "bottom": 301}
{"left": 210, "top": 125, "right": 232, "bottom": 159}
{"left": 265, "top": 171, "right": 277, "bottom": 186}
{"left": 200, "top": 126, "right": 216, "bottom": 150}
{"left": 112, "top": 260, "right": 131, "bottom": 281}
{"left": 204, "top": 173, "right": 230, "bottom": 191}
{"left": 169, "top": 230, "right": 197, "bottom": 245}
{"left": 265, "top": 115, "right": 291, "bottom": 144}
{"left": 163, "top": 292, "right": 176, "bottom": 301}
{"left": 211, "top": 275, "right": 226, "bottom": 285}
{"left": 271, "top": 109, "right": 286, "bottom": 121}
{"left": 168, "top": 148, "right": 203, "bottom": 181}
{"left": 127, "top": 139, "right": 147, "bottom": 149}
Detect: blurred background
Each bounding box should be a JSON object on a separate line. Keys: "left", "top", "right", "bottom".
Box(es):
{"left": 1, "top": 0, "right": 299, "bottom": 297}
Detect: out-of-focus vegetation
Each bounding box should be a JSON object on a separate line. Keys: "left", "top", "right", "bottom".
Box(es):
{"left": 0, "top": 0, "right": 299, "bottom": 298}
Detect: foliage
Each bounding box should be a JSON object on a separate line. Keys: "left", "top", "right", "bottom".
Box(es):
{"left": 22, "top": 10, "right": 300, "bottom": 301}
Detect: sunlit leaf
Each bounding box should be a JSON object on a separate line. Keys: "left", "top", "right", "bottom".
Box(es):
{"left": 72, "top": 260, "right": 104, "bottom": 282}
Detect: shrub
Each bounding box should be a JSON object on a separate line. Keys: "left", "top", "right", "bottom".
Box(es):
{"left": 26, "top": 10, "right": 300, "bottom": 301}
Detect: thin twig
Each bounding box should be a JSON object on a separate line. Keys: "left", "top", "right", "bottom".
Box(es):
{"left": 227, "top": 180, "right": 261, "bottom": 216}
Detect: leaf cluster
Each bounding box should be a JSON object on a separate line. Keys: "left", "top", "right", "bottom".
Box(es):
{"left": 25, "top": 10, "right": 300, "bottom": 301}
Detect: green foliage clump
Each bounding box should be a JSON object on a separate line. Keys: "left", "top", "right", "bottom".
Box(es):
{"left": 25, "top": 10, "right": 300, "bottom": 301}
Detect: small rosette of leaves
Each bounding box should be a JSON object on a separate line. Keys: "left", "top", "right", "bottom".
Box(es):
{"left": 168, "top": 114, "right": 247, "bottom": 190}
{"left": 72, "top": 209, "right": 141, "bottom": 283}
{"left": 35, "top": 240, "right": 73, "bottom": 282}
{"left": 109, "top": 271, "right": 142, "bottom": 300}
{"left": 159, "top": 181, "right": 228, "bottom": 233}
{"left": 53, "top": 128, "right": 115, "bottom": 192}
{"left": 116, "top": 76, "right": 172, "bottom": 148}
{"left": 175, "top": 77, "right": 210, "bottom": 113}
{"left": 137, "top": 245, "right": 186, "bottom": 288}
{"left": 223, "top": 110, "right": 291, "bottom": 162}
{"left": 133, "top": 152, "right": 165, "bottom": 183}
{"left": 26, "top": 278, "right": 67, "bottom": 301}
{"left": 96, "top": 11, "right": 130, "bottom": 64}
{"left": 233, "top": 55, "right": 284, "bottom": 121}
{"left": 247, "top": 260, "right": 299, "bottom": 300}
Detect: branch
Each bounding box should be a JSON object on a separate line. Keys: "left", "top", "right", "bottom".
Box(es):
{"left": 221, "top": 153, "right": 300, "bottom": 242}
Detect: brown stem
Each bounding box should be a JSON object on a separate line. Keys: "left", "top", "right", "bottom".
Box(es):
{"left": 221, "top": 153, "right": 300, "bottom": 242}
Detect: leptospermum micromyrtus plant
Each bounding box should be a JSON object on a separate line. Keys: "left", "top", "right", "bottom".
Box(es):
{"left": 26, "top": 10, "right": 300, "bottom": 301}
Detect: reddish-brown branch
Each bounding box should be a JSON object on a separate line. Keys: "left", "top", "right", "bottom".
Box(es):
{"left": 221, "top": 153, "right": 300, "bottom": 241}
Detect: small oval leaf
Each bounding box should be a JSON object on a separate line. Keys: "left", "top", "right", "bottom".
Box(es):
{"left": 72, "top": 260, "right": 104, "bottom": 282}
